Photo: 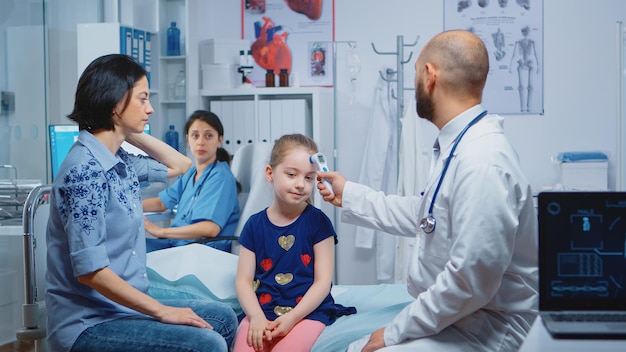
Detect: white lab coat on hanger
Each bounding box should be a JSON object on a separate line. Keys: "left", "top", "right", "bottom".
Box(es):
{"left": 394, "top": 98, "right": 437, "bottom": 282}
{"left": 354, "top": 67, "right": 398, "bottom": 282}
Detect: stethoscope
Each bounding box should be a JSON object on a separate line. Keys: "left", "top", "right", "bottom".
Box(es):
{"left": 419, "top": 110, "right": 487, "bottom": 234}
{"left": 180, "top": 160, "right": 217, "bottom": 222}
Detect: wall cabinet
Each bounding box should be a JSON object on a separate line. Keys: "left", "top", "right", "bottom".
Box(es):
{"left": 155, "top": 0, "right": 188, "bottom": 149}
{"left": 200, "top": 87, "right": 335, "bottom": 211}
{"left": 200, "top": 87, "right": 335, "bottom": 160}
{"left": 77, "top": 0, "right": 189, "bottom": 149}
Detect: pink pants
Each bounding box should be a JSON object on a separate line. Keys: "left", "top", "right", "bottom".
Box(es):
{"left": 233, "top": 316, "right": 325, "bottom": 352}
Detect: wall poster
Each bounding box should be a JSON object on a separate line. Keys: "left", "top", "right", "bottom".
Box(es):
{"left": 242, "top": 0, "right": 335, "bottom": 87}
{"left": 444, "top": 0, "right": 544, "bottom": 115}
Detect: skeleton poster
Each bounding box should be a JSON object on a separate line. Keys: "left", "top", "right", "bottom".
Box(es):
{"left": 444, "top": 0, "right": 544, "bottom": 115}
{"left": 242, "top": 0, "right": 335, "bottom": 87}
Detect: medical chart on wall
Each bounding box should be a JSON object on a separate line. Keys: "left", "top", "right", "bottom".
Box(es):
{"left": 242, "top": 0, "right": 334, "bottom": 87}
{"left": 444, "top": 0, "right": 544, "bottom": 115}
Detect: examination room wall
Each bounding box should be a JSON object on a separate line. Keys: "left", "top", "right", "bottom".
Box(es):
{"left": 4, "top": 0, "right": 626, "bottom": 286}
{"left": 329, "top": 0, "right": 626, "bottom": 284}
{"left": 190, "top": 0, "right": 626, "bottom": 284}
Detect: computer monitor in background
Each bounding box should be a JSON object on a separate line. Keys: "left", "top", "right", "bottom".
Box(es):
{"left": 49, "top": 123, "right": 151, "bottom": 180}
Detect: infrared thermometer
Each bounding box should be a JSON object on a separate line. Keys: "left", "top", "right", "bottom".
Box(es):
{"left": 310, "top": 152, "right": 334, "bottom": 195}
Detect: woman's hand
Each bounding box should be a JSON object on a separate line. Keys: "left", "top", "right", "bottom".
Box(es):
{"left": 155, "top": 305, "right": 213, "bottom": 330}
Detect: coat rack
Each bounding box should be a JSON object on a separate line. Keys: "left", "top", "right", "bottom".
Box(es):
{"left": 371, "top": 35, "right": 420, "bottom": 185}
{"left": 371, "top": 35, "right": 420, "bottom": 121}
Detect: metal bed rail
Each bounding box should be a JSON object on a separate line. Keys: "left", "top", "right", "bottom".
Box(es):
{"left": 16, "top": 184, "right": 51, "bottom": 345}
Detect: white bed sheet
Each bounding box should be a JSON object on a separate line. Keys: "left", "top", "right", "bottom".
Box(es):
{"left": 146, "top": 244, "right": 413, "bottom": 351}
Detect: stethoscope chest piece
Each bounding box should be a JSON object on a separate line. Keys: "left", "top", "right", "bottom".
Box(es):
{"left": 420, "top": 214, "right": 436, "bottom": 234}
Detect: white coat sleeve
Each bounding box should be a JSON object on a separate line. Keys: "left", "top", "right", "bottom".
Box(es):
{"left": 342, "top": 181, "right": 420, "bottom": 238}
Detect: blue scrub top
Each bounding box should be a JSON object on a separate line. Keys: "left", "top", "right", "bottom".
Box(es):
{"left": 159, "top": 161, "right": 240, "bottom": 240}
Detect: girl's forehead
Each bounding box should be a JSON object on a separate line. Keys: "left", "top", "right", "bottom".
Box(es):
{"left": 280, "top": 147, "right": 316, "bottom": 168}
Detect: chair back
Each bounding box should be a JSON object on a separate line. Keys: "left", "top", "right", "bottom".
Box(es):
{"left": 230, "top": 142, "right": 274, "bottom": 253}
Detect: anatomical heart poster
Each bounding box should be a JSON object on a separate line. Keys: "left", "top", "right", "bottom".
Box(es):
{"left": 242, "top": 0, "right": 335, "bottom": 87}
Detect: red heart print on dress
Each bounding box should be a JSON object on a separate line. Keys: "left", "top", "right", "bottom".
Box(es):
{"left": 301, "top": 254, "right": 311, "bottom": 267}
{"left": 259, "top": 293, "right": 271, "bottom": 305}
{"left": 261, "top": 258, "right": 273, "bottom": 271}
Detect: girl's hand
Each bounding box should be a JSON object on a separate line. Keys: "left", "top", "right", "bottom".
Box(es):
{"left": 266, "top": 313, "right": 298, "bottom": 339}
{"left": 248, "top": 316, "right": 271, "bottom": 351}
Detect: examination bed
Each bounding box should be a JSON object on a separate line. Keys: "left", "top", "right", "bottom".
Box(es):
{"left": 146, "top": 244, "right": 413, "bottom": 351}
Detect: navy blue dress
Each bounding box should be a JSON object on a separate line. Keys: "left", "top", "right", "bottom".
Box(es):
{"left": 239, "top": 204, "right": 355, "bottom": 324}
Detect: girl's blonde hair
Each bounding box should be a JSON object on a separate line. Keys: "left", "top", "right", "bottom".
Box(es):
{"left": 269, "top": 134, "right": 319, "bottom": 168}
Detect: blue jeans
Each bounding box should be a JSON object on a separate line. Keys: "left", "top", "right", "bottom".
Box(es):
{"left": 71, "top": 299, "right": 237, "bottom": 352}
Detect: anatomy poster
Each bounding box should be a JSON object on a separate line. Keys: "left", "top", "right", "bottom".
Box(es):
{"left": 242, "top": 0, "right": 334, "bottom": 87}
{"left": 444, "top": 0, "right": 544, "bottom": 115}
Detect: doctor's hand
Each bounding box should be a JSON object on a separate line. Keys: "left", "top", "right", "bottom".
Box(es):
{"left": 316, "top": 171, "right": 346, "bottom": 208}
{"left": 362, "top": 327, "right": 386, "bottom": 352}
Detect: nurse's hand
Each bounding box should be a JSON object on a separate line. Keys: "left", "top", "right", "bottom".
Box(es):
{"left": 362, "top": 327, "right": 386, "bottom": 352}
{"left": 316, "top": 171, "right": 345, "bottom": 207}
{"left": 144, "top": 217, "right": 165, "bottom": 238}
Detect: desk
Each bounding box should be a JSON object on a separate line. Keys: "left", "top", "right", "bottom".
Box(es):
{"left": 519, "top": 317, "right": 626, "bottom": 351}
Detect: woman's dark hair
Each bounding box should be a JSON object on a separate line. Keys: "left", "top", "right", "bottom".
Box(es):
{"left": 67, "top": 54, "right": 147, "bottom": 131}
{"left": 215, "top": 146, "right": 242, "bottom": 193}
{"left": 184, "top": 110, "right": 224, "bottom": 138}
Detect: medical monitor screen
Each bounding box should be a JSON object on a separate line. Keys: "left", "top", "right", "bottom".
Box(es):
{"left": 49, "top": 123, "right": 150, "bottom": 180}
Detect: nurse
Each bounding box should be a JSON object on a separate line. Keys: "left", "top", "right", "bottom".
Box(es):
{"left": 317, "top": 30, "right": 538, "bottom": 352}
{"left": 143, "top": 110, "right": 240, "bottom": 253}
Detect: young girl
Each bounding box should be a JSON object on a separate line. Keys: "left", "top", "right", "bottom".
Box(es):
{"left": 143, "top": 110, "right": 240, "bottom": 253}
{"left": 234, "top": 134, "right": 354, "bottom": 352}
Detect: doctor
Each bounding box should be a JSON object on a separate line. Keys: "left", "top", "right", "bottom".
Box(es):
{"left": 317, "top": 30, "right": 538, "bottom": 351}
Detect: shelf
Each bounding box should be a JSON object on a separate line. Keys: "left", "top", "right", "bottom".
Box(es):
{"left": 200, "top": 86, "right": 332, "bottom": 97}
{"left": 160, "top": 55, "right": 186, "bottom": 61}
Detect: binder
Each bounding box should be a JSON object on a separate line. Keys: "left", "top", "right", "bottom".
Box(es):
{"left": 120, "top": 26, "right": 133, "bottom": 56}
{"left": 219, "top": 101, "right": 236, "bottom": 156}
{"left": 132, "top": 28, "right": 144, "bottom": 64}
{"left": 145, "top": 32, "right": 152, "bottom": 87}
{"left": 231, "top": 101, "right": 246, "bottom": 154}
{"left": 242, "top": 100, "right": 255, "bottom": 147}
{"left": 292, "top": 99, "right": 311, "bottom": 136}
{"left": 269, "top": 100, "right": 284, "bottom": 143}
{"left": 258, "top": 100, "right": 271, "bottom": 143}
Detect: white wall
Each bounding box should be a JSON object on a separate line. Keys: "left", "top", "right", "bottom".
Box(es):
{"left": 194, "top": 0, "right": 626, "bottom": 284}
{"left": 9, "top": 0, "right": 624, "bottom": 284}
